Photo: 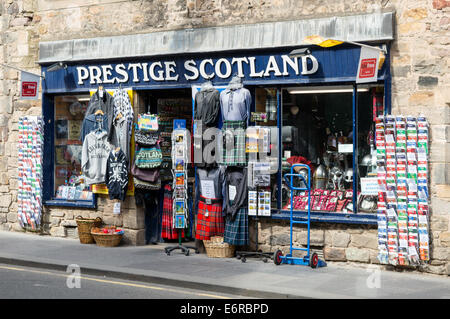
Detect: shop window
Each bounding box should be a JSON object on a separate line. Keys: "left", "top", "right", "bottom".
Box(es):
{"left": 280, "top": 86, "right": 382, "bottom": 214}
{"left": 47, "top": 95, "right": 95, "bottom": 206}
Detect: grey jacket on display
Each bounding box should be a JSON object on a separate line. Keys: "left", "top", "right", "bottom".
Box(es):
{"left": 81, "top": 130, "right": 112, "bottom": 185}
{"left": 110, "top": 115, "right": 130, "bottom": 163}
{"left": 79, "top": 113, "right": 108, "bottom": 143}
{"left": 194, "top": 87, "right": 221, "bottom": 127}
{"left": 83, "top": 89, "right": 115, "bottom": 142}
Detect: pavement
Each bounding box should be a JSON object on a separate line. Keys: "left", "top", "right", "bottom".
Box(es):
{"left": 0, "top": 231, "right": 449, "bottom": 299}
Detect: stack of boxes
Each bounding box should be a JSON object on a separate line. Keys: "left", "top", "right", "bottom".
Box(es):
{"left": 376, "top": 115, "right": 430, "bottom": 266}
{"left": 17, "top": 116, "right": 44, "bottom": 230}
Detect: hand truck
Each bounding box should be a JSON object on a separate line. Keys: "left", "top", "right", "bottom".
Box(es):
{"left": 273, "top": 164, "right": 327, "bottom": 268}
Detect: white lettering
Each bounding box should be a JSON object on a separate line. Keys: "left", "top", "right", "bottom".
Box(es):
{"left": 76, "top": 66, "right": 89, "bottom": 85}
{"left": 101, "top": 65, "right": 115, "bottom": 84}
{"left": 184, "top": 60, "right": 199, "bottom": 80}
{"left": 215, "top": 58, "right": 232, "bottom": 79}
{"left": 128, "top": 63, "right": 142, "bottom": 82}
{"left": 281, "top": 55, "right": 299, "bottom": 76}
{"left": 149, "top": 62, "right": 165, "bottom": 81}
{"left": 164, "top": 61, "right": 179, "bottom": 81}
{"left": 248, "top": 57, "right": 264, "bottom": 77}
{"left": 141, "top": 63, "right": 150, "bottom": 82}
{"left": 301, "top": 55, "right": 319, "bottom": 75}
{"left": 264, "top": 55, "right": 282, "bottom": 77}
{"left": 115, "top": 64, "right": 129, "bottom": 83}
{"left": 88, "top": 66, "right": 102, "bottom": 84}
{"left": 199, "top": 59, "right": 215, "bottom": 80}
{"left": 231, "top": 57, "right": 248, "bottom": 78}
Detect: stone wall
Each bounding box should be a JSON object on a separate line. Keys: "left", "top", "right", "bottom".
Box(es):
{"left": 0, "top": 1, "right": 448, "bottom": 271}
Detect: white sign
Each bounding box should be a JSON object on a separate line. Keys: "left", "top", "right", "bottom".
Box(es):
{"left": 356, "top": 46, "right": 380, "bottom": 84}
{"left": 360, "top": 177, "right": 379, "bottom": 195}
{"left": 20, "top": 71, "right": 40, "bottom": 100}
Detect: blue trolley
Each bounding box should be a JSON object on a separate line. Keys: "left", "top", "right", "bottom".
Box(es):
{"left": 274, "top": 164, "right": 327, "bottom": 268}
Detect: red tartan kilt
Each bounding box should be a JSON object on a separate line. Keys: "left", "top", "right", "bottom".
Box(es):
{"left": 161, "top": 192, "right": 180, "bottom": 240}
{"left": 195, "top": 200, "right": 224, "bottom": 240}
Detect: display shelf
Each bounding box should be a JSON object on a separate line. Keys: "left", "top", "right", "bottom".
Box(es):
{"left": 271, "top": 209, "right": 377, "bottom": 225}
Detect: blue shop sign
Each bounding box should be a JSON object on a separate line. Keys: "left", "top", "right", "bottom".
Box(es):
{"left": 42, "top": 44, "right": 387, "bottom": 93}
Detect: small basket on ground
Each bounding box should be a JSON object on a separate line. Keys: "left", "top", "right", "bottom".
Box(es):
{"left": 75, "top": 216, "right": 102, "bottom": 244}
{"left": 203, "top": 236, "right": 235, "bottom": 258}
{"left": 91, "top": 226, "right": 123, "bottom": 247}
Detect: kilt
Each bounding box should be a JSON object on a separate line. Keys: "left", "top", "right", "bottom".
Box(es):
{"left": 195, "top": 198, "right": 224, "bottom": 240}
{"left": 161, "top": 185, "right": 183, "bottom": 240}
{"left": 224, "top": 207, "right": 248, "bottom": 246}
{"left": 221, "top": 120, "right": 246, "bottom": 166}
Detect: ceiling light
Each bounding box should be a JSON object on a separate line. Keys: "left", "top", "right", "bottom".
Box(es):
{"left": 47, "top": 62, "right": 67, "bottom": 72}
{"left": 287, "top": 86, "right": 369, "bottom": 94}
{"left": 288, "top": 48, "right": 311, "bottom": 58}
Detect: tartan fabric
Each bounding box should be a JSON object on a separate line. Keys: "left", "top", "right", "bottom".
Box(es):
{"left": 221, "top": 120, "right": 246, "bottom": 166}
{"left": 224, "top": 207, "right": 248, "bottom": 246}
{"left": 195, "top": 199, "right": 224, "bottom": 240}
{"left": 161, "top": 185, "right": 183, "bottom": 240}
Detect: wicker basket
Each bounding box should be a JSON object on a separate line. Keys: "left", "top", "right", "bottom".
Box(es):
{"left": 75, "top": 216, "right": 102, "bottom": 244}
{"left": 203, "top": 236, "right": 235, "bottom": 258}
{"left": 91, "top": 227, "right": 123, "bottom": 247}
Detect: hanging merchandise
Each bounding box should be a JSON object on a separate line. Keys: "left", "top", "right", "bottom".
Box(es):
{"left": 376, "top": 115, "right": 430, "bottom": 266}
{"left": 171, "top": 123, "right": 189, "bottom": 229}
{"left": 81, "top": 117, "right": 112, "bottom": 185}
{"left": 194, "top": 81, "right": 220, "bottom": 127}
{"left": 17, "top": 116, "right": 44, "bottom": 230}
{"left": 223, "top": 167, "right": 249, "bottom": 246}
{"left": 112, "top": 87, "right": 134, "bottom": 137}
{"left": 82, "top": 86, "right": 115, "bottom": 141}
{"left": 195, "top": 167, "right": 226, "bottom": 240}
{"left": 104, "top": 147, "right": 129, "bottom": 201}
{"left": 132, "top": 113, "right": 162, "bottom": 191}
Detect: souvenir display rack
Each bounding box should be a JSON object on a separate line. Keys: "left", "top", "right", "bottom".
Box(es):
{"left": 376, "top": 115, "right": 430, "bottom": 266}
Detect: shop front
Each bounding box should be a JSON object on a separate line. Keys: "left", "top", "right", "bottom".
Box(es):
{"left": 36, "top": 12, "right": 395, "bottom": 261}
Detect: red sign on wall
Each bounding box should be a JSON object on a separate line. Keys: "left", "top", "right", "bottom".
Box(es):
{"left": 22, "top": 81, "right": 37, "bottom": 97}
{"left": 358, "top": 58, "right": 377, "bottom": 78}
{"left": 20, "top": 71, "right": 40, "bottom": 100}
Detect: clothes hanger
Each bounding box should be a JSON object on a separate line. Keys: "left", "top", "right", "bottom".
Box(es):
{"left": 95, "top": 109, "right": 104, "bottom": 116}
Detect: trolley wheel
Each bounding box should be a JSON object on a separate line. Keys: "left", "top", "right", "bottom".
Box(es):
{"left": 310, "top": 252, "right": 319, "bottom": 268}
{"left": 166, "top": 251, "right": 171, "bottom": 256}
{"left": 262, "top": 257, "right": 268, "bottom": 263}
{"left": 184, "top": 249, "right": 190, "bottom": 256}
{"left": 273, "top": 250, "right": 283, "bottom": 265}
{"left": 236, "top": 254, "right": 241, "bottom": 260}
{"left": 241, "top": 257, "right": 247, "bottom": 263}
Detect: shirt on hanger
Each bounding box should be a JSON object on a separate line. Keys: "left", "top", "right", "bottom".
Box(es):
{"left": 220, "top": 87, "right": 251, "bottom": 123}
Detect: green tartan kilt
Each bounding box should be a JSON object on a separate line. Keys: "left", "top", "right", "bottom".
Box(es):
{"left": 224, "top": 207, "right": 249, "bottom": 246}
{"left": 221, "top": 120, "right": 246, "bottom": 166}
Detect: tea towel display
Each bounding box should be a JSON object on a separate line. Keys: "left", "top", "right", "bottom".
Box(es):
{"left": 17, "top": 116, "right": 44, "bottom": 230}
{"left": 376, "top": 115, "right": 430, "bottom": 266}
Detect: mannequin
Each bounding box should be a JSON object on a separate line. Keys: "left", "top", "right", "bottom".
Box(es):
{"left": 226, "top": 75, "right": 244, "bottom": 90}
{"left": 290, "top": 105, "right": 300, "bottom": 116}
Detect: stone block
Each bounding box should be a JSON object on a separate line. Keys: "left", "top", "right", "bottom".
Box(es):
{"left": 2, "top": 194, "right": 13, "bottom": 209}
{"left": 408, "top": 91, "right": 434, "bottom": 106}
{"left": 433, "top": 0, "right": 450, "bottom": 10}
{"left": 418, "top": 76, "right": 438, "bottom": 88}
{"left": 61, "top": 220, "right": 77, "bottom": 227}
{"left": 439, "top": 232, "right": 450, "bottom": 246}
{"left": 429, "top": 216, "right": 449, "bottom": 231}
{"left": 430, "top": 247, "right": 450, "bottom": 260}
{"left": 0, "top": 213, "right": 6, "bottom": 223}
{"left": 346, "top": 247, "right": 370, "bottom": 262}
{"left": 331, "top": 231, "right": 350, "bottom": 248}
{"left": 323, "top": 247, "right": 346, "bottom": 261}
{"left": 51, "top": 210, "right": 65, "bottom": 217}
{"left": 270, "top": 233, "right": 290, "bottom": 246}
{"left": 50, "top": 217, "right": 60, "bottom": 226}
{"left": 350, "top": 233, "right": 378, "bottom": 250}
{"left": 293, "top": 229, "right": 324, "bottom": 246}
{"left": 122, "top": 207, "right": 144, "bottom": 229}
{"left": 7, "top": 213, "right": 17, "bottom": 223}
{"left": 49, "top": 226, "right": 66, "bottom": 237}
{"left": 122, "top": 229, "right": 145, "bottom": 246}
